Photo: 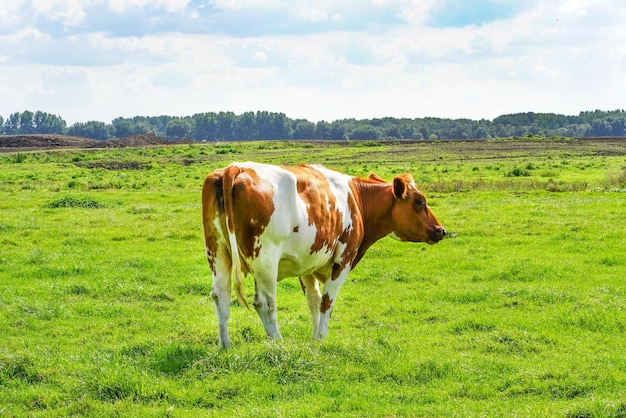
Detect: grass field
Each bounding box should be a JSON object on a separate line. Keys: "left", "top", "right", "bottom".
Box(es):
{"left": 1, "top": 138, "right": 626, "bottom": 417}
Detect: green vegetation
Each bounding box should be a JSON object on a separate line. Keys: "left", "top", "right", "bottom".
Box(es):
{"left": 44, "top": 196, "right": 111, "bottom": 209}
{"left": 2, "top": 108, "right": 626, "bottom": 140}
{"left": 1, "top": 138, "right": 625, "bottom": 416}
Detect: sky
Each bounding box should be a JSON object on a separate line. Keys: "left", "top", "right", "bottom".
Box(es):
{"left": 0, "top": 0, "right": 624, "bottom": 125}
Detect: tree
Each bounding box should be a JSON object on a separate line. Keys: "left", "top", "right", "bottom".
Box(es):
{"left": 145, "top": 115, "right": 170, "bottom": 137}
{"left": 494, "top": 123, "right": 512, "bottom": 138}
{"left": 112, "top": 119, "right": 134, "bottom": 137}
{"left": 18, "top": 111, "right": 35, "bottom": 134}
{"left": 133, "top": 120, "right": 154, "bottom": 136}
{"left": 239, "top": 111, "right": 257, "bottom": 140}
{"left": 609, "top": 117, "right": 626, "bottom": 136}
{"left": 472, "top": 125, "right": 492, "bottom": 139}
{"left": 192, "top": 112, "right": 218, "bottom": 141}
{"left": 452, "top": 122, "right": 470, "bottom": 139}
{"left": 165, "top": 118, "right": 193, "bottom": 140}
{"left": 67, "top": 121, "right": 114, "bottom": 140}
{"left": 216, "top": 111, "right": 237, "bottom": 140}
{"left": 270, "top": 112, "right": 293, "bottom": 139}
{"left": 33, "top": 111, "right": 66, "bottom": 134}
{"left": 4, "top": 112, "right": 21, "bottom": 135}
{"left": 590, "top": 119, "right": 613, "bottom": 136}
{"left": 385, "top": 125, "right": 403, "bottom": 139}
{"left": 315, "top": 121, "right": 331, "bottom": 139}
{"left": 292, "top": 119, "right": 316, "bottom": 139}
{"left": 255, "top": 111, "right": 273, "bottom": 140}
{"left": 330, "top": 121, "right": 347, "bottom": 140}
{"left": 4, "top": 107, "right": 626, "bottom": 142}
{"left": 112, "top": 117, "right": 154, "bottom": 137}
{"left": 349, "top": 125, "right": 381, "bottom": 140}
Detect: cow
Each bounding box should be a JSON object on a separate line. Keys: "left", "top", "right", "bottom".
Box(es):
{"left": 202, "top": 162, "right": 445, "bottom": 349}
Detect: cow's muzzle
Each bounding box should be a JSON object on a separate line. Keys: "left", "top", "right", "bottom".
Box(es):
{"left": 428, "top": 226, "right": 446, "bottom": 244}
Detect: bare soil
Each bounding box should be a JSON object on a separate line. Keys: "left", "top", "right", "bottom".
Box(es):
{"left": 0, "top": 133, "right": 170, "bottom": 152}
{"left": 1, "top": 134, "right": 625, "bottom": 156}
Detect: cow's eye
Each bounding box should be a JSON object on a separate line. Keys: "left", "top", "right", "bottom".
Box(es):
{"left": 415, "top": 199, "right": 426, "bottom": 208}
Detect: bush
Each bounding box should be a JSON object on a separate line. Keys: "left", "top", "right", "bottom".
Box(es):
{"left": 507, "top": 167, "right": 531, "bottom": 177}
{"left": 44, "top": 196, "right": 108, "bottom": 209}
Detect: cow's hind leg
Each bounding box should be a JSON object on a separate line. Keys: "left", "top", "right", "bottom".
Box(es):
{"left": 253, "top": 275, "right": 283, "bottom": 342}
{"left": 210, "top": 257, "right": 232, "bottom": 349}
{"left": 300, "top": 275, "right": 322, "bottom": 339}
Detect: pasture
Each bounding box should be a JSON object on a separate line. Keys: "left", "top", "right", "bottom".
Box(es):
{"left": 1, "top": 138, "right": 625, "bottom": 417}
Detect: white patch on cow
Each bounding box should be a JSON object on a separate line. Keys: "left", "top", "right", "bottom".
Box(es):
{"left": 333, "top": 241, "right": 348, "bottom": 265}
{"left": 229, "top": 162, "right": 337, "bottom": 281}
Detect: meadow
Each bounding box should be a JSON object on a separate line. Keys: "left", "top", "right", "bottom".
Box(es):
{"left": 1, "top": 138, "right": 625, "bottom": 417}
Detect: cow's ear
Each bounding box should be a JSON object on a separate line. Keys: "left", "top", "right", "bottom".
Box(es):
{"left": 393, "top": 175, "right": 409, "bottom": 199}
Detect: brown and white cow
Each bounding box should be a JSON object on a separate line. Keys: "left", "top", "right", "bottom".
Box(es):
{"left": 202, "top": 162, "right": 445, "bottom": 349}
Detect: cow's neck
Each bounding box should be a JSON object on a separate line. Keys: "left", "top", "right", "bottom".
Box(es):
{"left": 351, "top": 179, "right": 395, "bottom": 265}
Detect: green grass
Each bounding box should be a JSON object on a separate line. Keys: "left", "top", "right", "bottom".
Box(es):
{"left": 1, "top": 138, "right": 626, "bottom": 416}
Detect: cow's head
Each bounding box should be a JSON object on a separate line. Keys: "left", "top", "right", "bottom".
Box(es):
{"left": 389, "top": 174, "right": 445, "bottom": 244}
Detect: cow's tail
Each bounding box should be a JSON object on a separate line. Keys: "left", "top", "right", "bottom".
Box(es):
{"left": 222, "top": 165, "right": 250, "bottom": 309}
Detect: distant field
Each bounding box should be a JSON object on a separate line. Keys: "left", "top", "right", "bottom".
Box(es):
{"left": 1, "top": 138, "right": 625, "bottom": 417}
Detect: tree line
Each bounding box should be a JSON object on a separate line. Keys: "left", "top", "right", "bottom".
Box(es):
{"left": 1, "top": 109, "right": 625, "bottom": 141}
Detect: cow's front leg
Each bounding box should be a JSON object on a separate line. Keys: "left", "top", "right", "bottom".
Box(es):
{"left": 318, "top": 269, "right": 350, "bottom": 338}
{"left": 300, "top": 275, "right": 322, "bottom": 339}
{"left": 253, "top": 276, "right": 283, "bottom": 342}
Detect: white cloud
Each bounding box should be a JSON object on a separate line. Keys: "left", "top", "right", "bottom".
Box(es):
{"left": 32, "top": 0, "right": 86, "bottom": 27}
{"left": 252, "top": 50, "right": 269, "bottom": 63}
{"left": 296, "top": 6, "right": 343, "bottom": 23}
{"left": 0, "top": 0, "right": 31, "bottom": 30}
{"left": 0, "top": 0, "right": 624, "bottom": 125}
{"left": 397, "top": 0, "right": 437, "bottom": 25}
{"left": 210, "top": 0, "right": 282, "bottom": 11}
{"left": 105, "top": 0, "right": 191, "bottom": 13}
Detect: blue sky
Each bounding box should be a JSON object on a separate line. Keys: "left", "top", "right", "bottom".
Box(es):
{"left": 0, "top": 0, "right": 624, "bottom": 124}
{"left": 428, "top": 0, "right": 518, "bottom": 28}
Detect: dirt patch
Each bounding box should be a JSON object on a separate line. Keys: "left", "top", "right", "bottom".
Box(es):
{"left": 0, "top": 133, "right": 171, "bottom": 152}
{"left": 76, "top": 160, "right": 151, "bottom": 170}
{"left": 0, "top": 134, "right": 99, "bottom": 151}
{"left": 100, "top": 134, "right": 170, "bottom": 148}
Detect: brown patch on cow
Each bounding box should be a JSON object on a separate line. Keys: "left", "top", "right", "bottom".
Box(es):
{"left": 320, "top": 293, "right": 332, "bottom": 313}
{"left": 330, "top": 182, "right": 365, "bottom": 280}
{"left": 288, "top": 166, "right": 345, "bottom": 254}
{"left": 330, "top": 262, "right": 342, "bottom": 281}
{"left": 293, "top": 225, "right": 299, "bottom": 233}
{"left": 202, "top": 169, "right": 226, "bottom": 274}
{"left": 230, "top": 167, "right": 276, "bottom": 259}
